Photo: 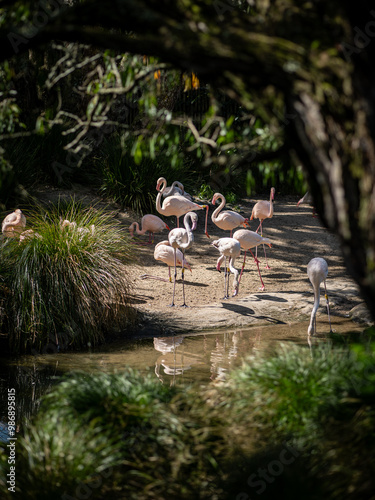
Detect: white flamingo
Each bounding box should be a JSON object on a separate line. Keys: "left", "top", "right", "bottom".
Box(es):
{"left": 307, "top": 257, "right": 332, "bottom": 335}
{"left": 156, "top": 177, "right": 209, "bottom": 236}
{"left": 140, "top": 240, "right": 192, "bottom": 282}
{"left": 211, "top": 192, "right": 249, "bottom": 237}
{"left": 1, "top": 209, "right": 26, "bottom": 238}
{"left": 129, "top": 214, "right": 169, "bottom": 244}
{"left": 211, "top": 237, "right": 241, "bottom": 299}
{"left": 250, "top": 187, "right": 275, "bottom": 268}
{"left": 233, "top": 229, "right": 272, "bottom": 290}
{"left": 162, "top": 181, "right": 192, "bottom": 201}
{"left": 61, "top": 219, "right": 95, "bottom": 238}
{"left": 168, "top": 212, "right": 197, "bottom": 306}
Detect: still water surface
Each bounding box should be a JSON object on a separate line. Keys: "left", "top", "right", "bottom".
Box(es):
{"left": 0, "top": 316, "right": 364, "bottom": 438}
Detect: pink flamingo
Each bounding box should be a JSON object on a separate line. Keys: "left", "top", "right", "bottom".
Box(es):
{"left": 1, "top": 209, "right": 26, "bottom": 238}
{"left": 250, "top": 187, "right": 275, "bottom": 268}
{"left": 233, "top": 229, "right": 272, "bottom": 290}
{"left": 211, "top": 193, "right": 249, "bottom": 237}
{"left": 211, "top": 237, "right": 241, "bottom": 299}
{"left": 307, "top": 257, "right": 332, "bottom": 335}
{"left": 156, "top": 177, "right": 209, "bottom": 237}
{"left": 129, "top": 214, "right": 169, "bottom": 244}
{"left": 168, "top": 212, "right": 197, "bottom": 307}
{"left": 140, "top": 240, "right": 192, "bottom": 282}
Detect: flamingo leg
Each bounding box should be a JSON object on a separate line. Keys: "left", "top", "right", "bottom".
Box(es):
{"left": 170, "top": 248, "right": 177, "bottom": 307}
{"left": 255, "top": 221, "right": 262, "bottom": 260}
{"left": 249, "top": 249, "right": 265, "bottom": 290}
{"left": 323, "top": 280, "right": 332, "bottom": 332}
{"left": 181, "top": 249, "right": 188, "bottom": 307}
{"left": 204, "top": 205, "right": 210, "bottom": 238}
{"left": 239, "top": 250, "right": 247, "bottom": 283}
{"left": 262, "top": 244, "right": 271, "bottom": 269}
{"left": 223, "top": 256, "right": 228, "bottom": 299}
{"left": 169, "top": 266, "right": 172, "bottom": 282}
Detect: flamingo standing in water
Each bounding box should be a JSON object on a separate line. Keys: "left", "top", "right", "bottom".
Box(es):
{"left": 168, "top": 212, "right": 197, "bottom": 307}
{"left": 140, "top": 240, "right": 192, "bottom": 282}
{"left": 156, "top": 177, "right": 209, "bottom": 236}
{"left": 211, "top": 193, "right": 249, "bottom": 237}
{"left": 211, "top": 237, "right": 241, "bottom": 299}
{"left": 1, "top": 209, "right": 26, "bottom": 238}
{"left": 250, "top": 187, "right": 275, "bottom": 268}
{"left": 233, "top": 229, "right": 272, "bottom": 290}
{"left": 129, "top": 214, "right": 169, "bottom": 244}
{"left": 307, "top": 257, "right": 332, "bottom": 335}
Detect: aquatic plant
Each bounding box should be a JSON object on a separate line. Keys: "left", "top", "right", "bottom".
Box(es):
{"left": 0, "top": 200, "right": 134, "bottom": 353}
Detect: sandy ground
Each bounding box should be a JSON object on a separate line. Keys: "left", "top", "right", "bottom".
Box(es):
{"left": 31, "top": 185, "right": 371, "bottom": 335}
{"left": 118, "top": 194, "right": 370, "bottom": 333}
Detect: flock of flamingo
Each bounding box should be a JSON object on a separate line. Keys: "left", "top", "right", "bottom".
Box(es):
{"left": 131, "top": 177, "right": 331, "bottom": 335}
{"left": 0, "top": 182, "right": 332, "bottom": 335}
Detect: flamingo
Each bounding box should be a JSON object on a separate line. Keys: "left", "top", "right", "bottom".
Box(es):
{"left": 297, "top": 191, "right": 316, "bottom": 217}
{"left": 140, "top": 240, "right": 192, "bottom": 282}
{"left": 129, "top": 214, "right": 170, "bottom": 244}
{"left": 162, "top": 181, "right": 192, "bottom": 201}
{"left": 211, "top": 237, "right": 241, "bottom": 299}
{"left": 250, "top": 187, "right": 275, "bottom": 268}
{"left": 233, "top": 229, "right": 272, "bottom": 290}
{"left": 307, "top": 257, "right": 332, "bottom": 335}
{"left": 168, "top": 212, "right": 197, "bottom": 307}
{"left": 1, "top": 209, "right": 26, "bottom": 238}
{"left": 156, "top": 177, "right": 209, "bottom": 236}
{"left": 61, "top": 219, "right": 95, "bottom": 238}
{"left": 211, "top": 193, "right": 249, "bottom": 237}
{"left": 19, "top": 229, "right": 42, "bottom": 243}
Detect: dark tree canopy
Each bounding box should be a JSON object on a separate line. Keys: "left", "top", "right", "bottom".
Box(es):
{"left": 1, "top": 0, "right": 375, "bottom": 320}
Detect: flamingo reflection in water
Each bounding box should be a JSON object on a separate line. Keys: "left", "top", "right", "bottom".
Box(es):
{"left": 154, "top": 337, "right": 204, "bottom": 386}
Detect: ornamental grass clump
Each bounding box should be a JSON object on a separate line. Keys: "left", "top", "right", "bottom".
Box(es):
{"left": 0, "top": 201, "right": 134, "bottom": 353}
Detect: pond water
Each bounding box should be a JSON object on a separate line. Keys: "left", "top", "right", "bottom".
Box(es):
{"left": 0, "top": 316, "right": 364, "bottom": 440}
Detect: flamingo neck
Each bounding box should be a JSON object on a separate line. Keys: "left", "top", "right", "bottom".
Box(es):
{"left": 156, "top": 180, "right": 167, "bottom": 214}
{"left": 308, "top": 285, "right": 321, "bottom": 332}
{"left": 131, "top": 222, "right": 146, "bottom": 236}
{"left": 180, "top": 214, "right": 194, "bottom": 249}
{"left": 268, "top": 190, "right": 274, "bottom": 217}
{"left": 212, "top": 194, "right": 226, "bottom": 222}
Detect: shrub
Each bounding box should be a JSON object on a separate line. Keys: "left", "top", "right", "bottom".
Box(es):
{"left": 0, "top": 200, "right": 134, "bottom": 353}
{"left": 0, "top": 369, "right": 225, "bottom": 500}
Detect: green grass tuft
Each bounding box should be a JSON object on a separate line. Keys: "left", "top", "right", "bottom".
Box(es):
{"left": 0, "top": 200, "right": 134, "bottom": 353}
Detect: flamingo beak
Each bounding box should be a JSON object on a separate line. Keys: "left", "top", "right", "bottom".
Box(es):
{"left": 165, "top": 224, "right": 170, "bottom": 231}
{"left": 244, "top": 219, "right": 250, "bottom": 227}
{"left": 232, "top": 288, "right": 238, "bottom": 297}
{"left": 268, "top": 243, "right": 272, "bottom": 248}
